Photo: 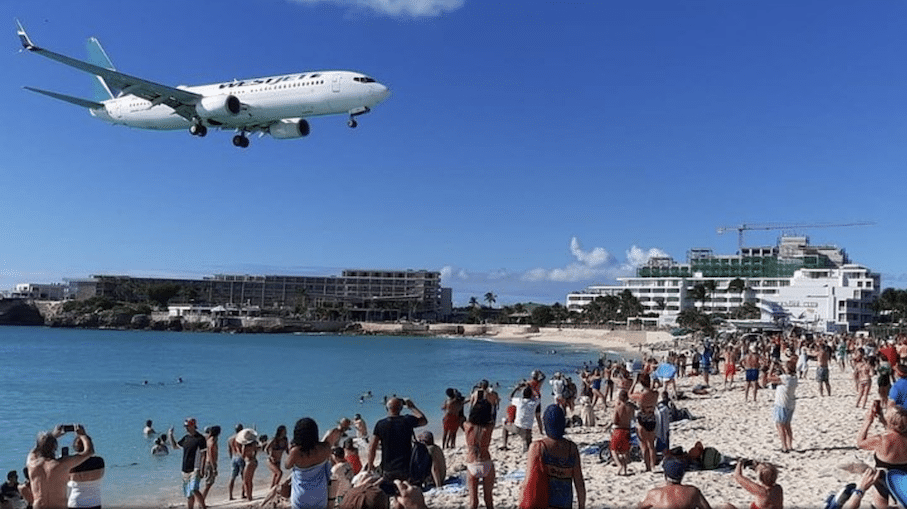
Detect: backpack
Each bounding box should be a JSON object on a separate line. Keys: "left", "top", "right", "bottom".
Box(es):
{"left": 409, "top": 440, "right": 433, "bottom": 484}
{"left": 701, "top": 447, "right": 721, "bottom": 470}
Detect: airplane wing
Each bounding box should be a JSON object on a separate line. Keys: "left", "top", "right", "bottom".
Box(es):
{"left": 16, "top": 20, "right": 202, "bottom": 120}
{"left": 24, "top": 86, "right": 104, "bottom": 109}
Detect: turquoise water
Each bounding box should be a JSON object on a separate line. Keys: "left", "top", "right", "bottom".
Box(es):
{"left": 0, "top": 326, "right": 609, "bottom": 507}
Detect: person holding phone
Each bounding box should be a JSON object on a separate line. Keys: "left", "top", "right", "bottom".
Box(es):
{"left": 26, "top": 424, "right": 94, "bottom": 509}
{"left": 68, "top": 430, "right": 105, "bottom": 509}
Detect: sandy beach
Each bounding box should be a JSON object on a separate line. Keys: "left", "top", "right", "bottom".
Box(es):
{"left": 160, "top": 327, "right": 874, "bottom": 509}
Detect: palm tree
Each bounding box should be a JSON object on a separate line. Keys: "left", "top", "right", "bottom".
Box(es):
{"left": 484, "top": 292, "right": 497, "bottom": 308}
{"left": 468, "top": 296, "right": 480, "bottom": 308}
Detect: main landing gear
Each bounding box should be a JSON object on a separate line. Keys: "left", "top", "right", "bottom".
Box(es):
{"left": 189, "top": 124, "right": 207, "bottom": 137}
{"left": 232, "top": 133, "right": 250, "bottom": 148}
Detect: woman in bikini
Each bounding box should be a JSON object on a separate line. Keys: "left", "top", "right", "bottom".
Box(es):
{"left": 464, "top": 398, "right": 495, "bottom": 509}
{"left": 519, "top": 405, "right": 585, "bottom": 509}
{"left": 265, "top": 425, "right": 289, "bottom": 488}
{"left": 857, "top": 401, "right": 907, "bottom": 509}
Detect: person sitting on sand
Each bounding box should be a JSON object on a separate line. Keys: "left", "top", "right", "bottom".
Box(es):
{"left": 638, "top": 457, "right": 712, "bottom": 509}
{"left": 726, "top": 460, "right": 782, "bottom": 509}
{"left": 330, "top": 447, "right": 353, "bottom": 507}
{"left": 611, "top": 389, "right": 635, "bottom": 476}
{"left": 417, "top": 432, "right": 446, "bottom": 489}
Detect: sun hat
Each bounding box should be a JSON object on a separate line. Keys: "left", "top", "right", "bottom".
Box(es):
{"left": 236, "top": 428, "right": 259, "bottom": 445}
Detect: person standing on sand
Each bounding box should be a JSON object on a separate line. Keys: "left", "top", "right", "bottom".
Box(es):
{"left": 638, "top": 458, "right": 712, "bottom": 509}
{"left": 265, "top": 425, "right": 289, "bottom": 489}
{"left": 353, "top": 415, "right": 369, "bottom": 443}
{"left": 200, "top": 425, "right": 220, "bottom": 500}
{"left": 519, "top": 405, "right": 585, "bottom": 509}
{"left": 632, "top": 377, "right": 659, "bottom": 472}
{"left": 368, "top": 397, "right": 428, "bottom": 480}
{"left": 700, "top": 343, "right": 713, "bottom": 386}
{"left": 611, "top": 389, "right": 635, "bottom": 476}
{"left": 441, "top": 388, "right": 465, "bottom": 449}
{"left": 236, "top": 428, "right": 260, "bottom": 502}
{"left": 464, "top": 399, "right": 495, "bottom": 509}
{"left": 724, "top": 345, "right": 739, "bottom": 389}
{"left": 504, "top": 385, "right": 539, "bottom": 452}
{"left": 815, "top": 341, "right": 832, "bottom": 397}
{"left": 169, "top": 418, "right": 207, "bottom": 509}
{"left": 27, "top": 425, "right": 95, "bottom": 509}
{"left": 742, "top": 346, "right": 762, "bottom": 402}
{"left": 227, "top": 424, "right": 245, "bottom": 500}
{"left": 285, "top": 417, "right": 350, "bottom": 509}
{"left": 768, "top": 364, "right": 797, "bottom": 453}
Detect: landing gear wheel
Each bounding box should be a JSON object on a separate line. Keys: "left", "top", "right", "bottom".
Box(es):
{"left": 232, "top": 135, "right": 249, "bottom": 148}
{"left": 190, "top": 124, "right": 207, "bottom": 137}
{"left": 347, "top": 119, "right": 358, "bottom": 129}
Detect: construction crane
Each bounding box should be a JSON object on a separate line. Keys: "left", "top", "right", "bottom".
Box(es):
{"left": 716, "top": 222, "right": 875, "bottom": 251}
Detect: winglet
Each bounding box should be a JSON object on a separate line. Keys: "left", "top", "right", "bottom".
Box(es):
{"left": 15, "top": 19, "right": 36, "bottom": 50}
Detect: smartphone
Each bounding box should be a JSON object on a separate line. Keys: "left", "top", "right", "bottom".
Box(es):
{"left": 60, "top": 447, "right": 69, "bottom": 457}
{"left": 61, "top": 424, "right": 76, "bottom": 433}
{"left": 378, "top": 480, "right": 399, "bottom": 496}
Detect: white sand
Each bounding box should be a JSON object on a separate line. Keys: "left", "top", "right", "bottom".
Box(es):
{"left": 180, "top": 328, "right": 877, "bottom": 509}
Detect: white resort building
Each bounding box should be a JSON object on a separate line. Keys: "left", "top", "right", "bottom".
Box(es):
{"left": 566, "top": 236, "right": 879, "bottom": 333}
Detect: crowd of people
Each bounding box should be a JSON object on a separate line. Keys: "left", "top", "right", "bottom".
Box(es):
{"left": 13, "top": 331, "right": 907, "bottom": 509}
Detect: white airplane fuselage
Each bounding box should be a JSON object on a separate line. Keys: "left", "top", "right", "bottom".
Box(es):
{"left": 93, "top": 70, "right": 389, "bottom": 131}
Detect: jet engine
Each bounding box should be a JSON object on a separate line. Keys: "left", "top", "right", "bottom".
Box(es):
{"left": 269, "top": 118, "right": 311, "bottom": 139}
{"left": 195, "top": 94, "right": 241, "bottom": 118}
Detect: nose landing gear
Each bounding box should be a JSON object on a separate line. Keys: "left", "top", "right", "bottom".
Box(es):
{"left": 347, "top": 106, "right": 371, "bottom": 129}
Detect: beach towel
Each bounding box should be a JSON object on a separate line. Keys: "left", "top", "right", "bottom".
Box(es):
{"left": 519, "top": 451, "right": 549, "bottom": 509}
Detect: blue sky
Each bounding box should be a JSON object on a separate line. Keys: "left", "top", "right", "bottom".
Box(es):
{"left": 2, "top": 0, "right": 905, "bottom": 306}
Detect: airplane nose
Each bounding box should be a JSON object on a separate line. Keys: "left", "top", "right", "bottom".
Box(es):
{"left": 374, "top": 84, "right": 391, "bottom": 102}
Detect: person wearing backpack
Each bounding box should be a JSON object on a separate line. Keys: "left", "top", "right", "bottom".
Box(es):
{"left": 367, "top": 398, "right": 428, "bottom": 481}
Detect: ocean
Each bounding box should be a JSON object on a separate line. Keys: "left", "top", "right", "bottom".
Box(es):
{"left": 0, "top": 326, "right": 618, "bottom": 507}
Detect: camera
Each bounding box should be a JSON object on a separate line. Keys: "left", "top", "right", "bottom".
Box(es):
{"left": 61, "top": 424, "right": 76, "bottom": 433}
{"left": 60, "top": 447, "right": 69, "bottom": 457}
{"left": 741, "top": 458, "right": 756, "bottom": 468}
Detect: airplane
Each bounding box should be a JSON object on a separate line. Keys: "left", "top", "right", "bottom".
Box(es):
{"left": 15, "top": 20, "right": 390, "bottom": 148}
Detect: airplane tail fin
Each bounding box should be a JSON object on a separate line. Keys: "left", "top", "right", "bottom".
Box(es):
{"left": 85, "top": 37, "right": 120, "bottom": 100}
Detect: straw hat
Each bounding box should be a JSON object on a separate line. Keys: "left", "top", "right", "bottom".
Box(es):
{"left": 236, "top": 428, "right": 258, "bottom": 445}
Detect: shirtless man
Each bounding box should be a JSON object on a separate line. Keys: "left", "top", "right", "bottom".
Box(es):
{"left": 632, "top": 377, "right": 659, "bottom": 472}
{"left": 815, "top": 341, "right": 832, "bottom": 397}
{"left": 227, "top": 424, "right": 245, "bottom": 500}
{"left": 27, "top": 425, "right": 95, "bottom": 509}
{"left": 441, "top": 388, "right": 465, "bottom": 449}
{"left": 611, "top": 390, "right": 636, "bottom": 476}
{"left": 742, "top": 346, "right": 762, "bottom": 402}
{"left": 201, "top": 426, "right": 220, "bottom": 500}
{"left": 727, "top": 461, "right": 782, "bottom": 509}
{"left": 638, "top": 458, "right": 712, "bottom": 509}
{"left": 470, "top": 380, "right": 500, "bottom": 424}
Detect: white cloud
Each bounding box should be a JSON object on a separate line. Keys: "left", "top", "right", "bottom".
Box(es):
{"left": 440, "top": 237, "right": 671, "bottom": 305}
{"left": 288, "top": 0, "right": 465, "bottom": 17}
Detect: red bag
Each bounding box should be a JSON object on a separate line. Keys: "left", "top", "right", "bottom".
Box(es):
{"left": 519, "top": 452, "right": 549, "bottom": 509}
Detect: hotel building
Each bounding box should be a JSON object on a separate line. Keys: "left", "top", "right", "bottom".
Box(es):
{"left": 566, "top": 236, "right": 879, "bottom": 333}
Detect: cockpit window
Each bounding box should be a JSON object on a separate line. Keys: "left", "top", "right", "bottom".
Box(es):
{"left": 353, "top": 76, "right": 376, "bottom": 83}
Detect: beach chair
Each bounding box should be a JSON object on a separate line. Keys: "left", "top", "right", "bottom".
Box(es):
{"left": 887, "top": 469, "right": 907, "bottom": 508}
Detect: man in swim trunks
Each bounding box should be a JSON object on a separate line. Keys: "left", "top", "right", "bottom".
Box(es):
{"left": 611, "top": 390, "right": 635, "bottom": 476}
{"left": 700, "top": 344, "right": 713, "bottom": 386}
{"left": 742, "top": 346, "right": 762, "bottom": 402}
{"left": 638, "top": 458, "right": 712, "bottom": 509}
{"left": 201, "top": 425, "right": 220, "bottom": 500}
{"left": 170, "top": 418, "right": 207, "bottom": 509}
{"left": 441, "top": 388, "right": 465, "bottom": 449}
{"left": 227, "top": 424, "right": 245, "bottom": 500}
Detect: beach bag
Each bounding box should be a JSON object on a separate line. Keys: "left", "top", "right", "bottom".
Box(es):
{"left": 519, "top": 446, "right": 549, "bottom": 509}
{"left": 701, "top": 447, "right": 721, "bottom": 470}
{"left": 408, "top": 440, "right": 433, "bottom": 484}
